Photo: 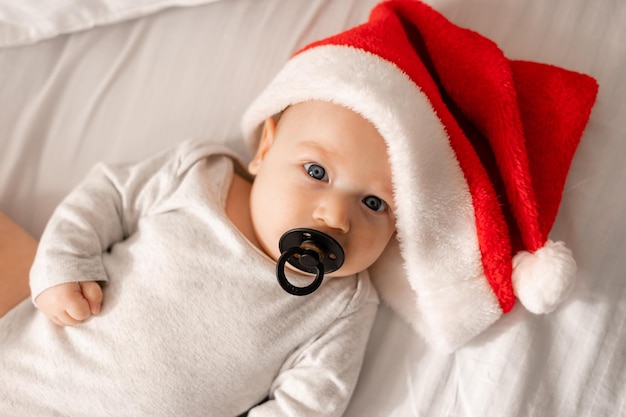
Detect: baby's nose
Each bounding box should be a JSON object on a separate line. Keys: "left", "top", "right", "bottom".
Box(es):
{"left": 313, "top": 197, "right": 350, "bottom": 233}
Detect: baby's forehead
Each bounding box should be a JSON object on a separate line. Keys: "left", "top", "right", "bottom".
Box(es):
{"left": 281, "top": 101, "right": 387, "bottom": 144}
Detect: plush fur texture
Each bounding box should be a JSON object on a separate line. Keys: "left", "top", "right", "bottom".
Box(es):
{"left": 242, "top": 0, "right": 598, "bottom": 350}
{"left": 512, "top": 240, "right": 577, "bottom": 314}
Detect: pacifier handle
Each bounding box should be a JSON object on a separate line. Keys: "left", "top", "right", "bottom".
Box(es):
{"left": 276, "top": 228, "right": 345, "bottom": 296}
{"left": 276, "top": 247, "right": 325, "bottom": 296}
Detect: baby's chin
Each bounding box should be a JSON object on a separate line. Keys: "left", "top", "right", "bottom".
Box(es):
{"left": 326, "top": 268, "right": 359, "bottom": 278}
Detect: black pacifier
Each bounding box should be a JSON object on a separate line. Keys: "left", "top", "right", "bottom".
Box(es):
{"left": 276, "top": 228, "right": 345, "bottom": 296}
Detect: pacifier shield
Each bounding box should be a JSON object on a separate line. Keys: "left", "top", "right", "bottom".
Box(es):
{"left": 275, "top": 228, "right": 345, "bottom": 296}
{"left": 278, "top": 228, "right": 344, "bottom": 274}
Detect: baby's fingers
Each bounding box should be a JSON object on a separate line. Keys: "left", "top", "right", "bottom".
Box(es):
{"left": 64, "top": 287, "right": 93, "bottom": 322}
{"left": 35, "top": 282, "right": 99, "bottom": 326}
{"left": 79, "top": 281, "right": 103, "bottom": 315}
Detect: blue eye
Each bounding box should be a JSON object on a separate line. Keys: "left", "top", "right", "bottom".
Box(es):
{"left": 363, "top": 195, "right": 387, "bottom": 212}
{"left": 304, "top": 163, "right": 329, "bottom": 182}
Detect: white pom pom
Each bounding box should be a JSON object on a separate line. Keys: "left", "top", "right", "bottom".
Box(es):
{"left": 511, "top": 240, "right": 577, "bottom": 314}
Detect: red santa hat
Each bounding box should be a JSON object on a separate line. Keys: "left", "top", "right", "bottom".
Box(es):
{"left": 242, "top": 0, "right": 598, "bottom": 351}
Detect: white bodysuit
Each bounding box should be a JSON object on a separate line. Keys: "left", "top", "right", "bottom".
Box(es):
{"left": 0, "top": 140, "right": 378, "bottom": 416}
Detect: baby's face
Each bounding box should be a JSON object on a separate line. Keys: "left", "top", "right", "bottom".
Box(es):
{"left": 248, "top": 100, "right": 396, "bottom": 277}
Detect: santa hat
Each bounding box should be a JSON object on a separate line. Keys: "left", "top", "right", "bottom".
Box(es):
{"left": 241, "top": 0, "right": 598, "bottom": 351}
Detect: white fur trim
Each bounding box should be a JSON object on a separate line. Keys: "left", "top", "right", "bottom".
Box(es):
{"left": 241, "top": 45, "right": 502, "bottom": 350}
{"left": 512, "top": 240, "right": 576, "bottom": 314}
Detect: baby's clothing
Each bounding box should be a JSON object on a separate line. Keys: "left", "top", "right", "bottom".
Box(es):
{"left": 0, "top": 140, "right": 378, "bottom": 416}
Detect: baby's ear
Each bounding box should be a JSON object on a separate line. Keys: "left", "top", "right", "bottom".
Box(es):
{"left": 248, "top": 117, "right": 277, "bottom": 175}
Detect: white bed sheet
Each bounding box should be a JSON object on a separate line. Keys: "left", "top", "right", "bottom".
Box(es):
{"left": 0, "top": 0, "right": 223, "bottom": 47}
{"left": 1, "top": 0, "right": 624, "bottom": 416}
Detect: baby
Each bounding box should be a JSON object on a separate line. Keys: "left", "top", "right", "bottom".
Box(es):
{"left": 0, "top": 0, "right": 598, "bottom": 415}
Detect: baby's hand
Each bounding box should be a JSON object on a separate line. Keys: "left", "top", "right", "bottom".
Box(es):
{"left": 35, "top": 281, "right": 103, "bottom": 326}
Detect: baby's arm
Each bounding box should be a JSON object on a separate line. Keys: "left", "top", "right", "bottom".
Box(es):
{"left": 35, "top": 282, "right": 103, "bottom": 326}
{"left": 29, "top": 162, "right": 131, "bottom": 318}
{"left": 247, "top": 298, "right": 378, "bottom": 417}
{"left": 30, "top": 140, "right": 201, "bottom": 322}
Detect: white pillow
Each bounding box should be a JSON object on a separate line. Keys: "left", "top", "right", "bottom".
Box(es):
{"left": 0, "top": 0, "right": 224, "bottom": 47}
